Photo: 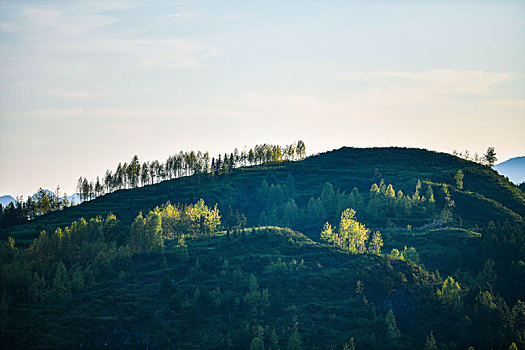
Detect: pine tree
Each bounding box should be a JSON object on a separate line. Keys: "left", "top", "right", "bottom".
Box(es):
{"left": 288, "top": 325, "right": 302, "bottom": 350}
{"left": 424, "top": 331, "right": 437, "bottom": 350}
{"left": 386, "top": 309, "right": 401, "bottom": 340}
{"left": 437, "top": 276, "right": 462, "bottom": 308}
{"left": 250, "top": 326, "right": 265, "bottom": 350}
{"left": 412, "top": 180, "right": 422, "bottom": 203}
{"left": 484, "top": 147, "right": 497, "bottom": 166}
{"left": 71, "top": 266, "right": 85, "bottom": 292}
{"left": 296, "top": 140, "right": 306, "bottom": 159}
{"left": 455, "top": 170, "right": 464, "bottom": 190}
{"left": 52, "top": 261, "right": 71, "bottom": 297}
{"left": 269, "top": 328, "right": 279, "bottom": 349}
{"left": 320, "top": 222, "right": 334, "bottom": 243}
{"left": 386, "top": 184, "right": 396, "bottom": 198}
{"left": 368, "top": 231, "right": 383, "bottom": 255}
{"left": 343, "top": 337, "right": 356, "bottom": 350}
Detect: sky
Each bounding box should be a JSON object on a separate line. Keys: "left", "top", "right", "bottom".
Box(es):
{"left": 0, "top": 0, "right": 524, "bottom": 197}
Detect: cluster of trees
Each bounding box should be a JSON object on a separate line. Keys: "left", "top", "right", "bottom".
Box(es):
{"left": 366, "top": 180, "right": 435, "bottom": 221}
{"left": 76, "top": 141, "right": 306, "bottom": 201}
{"left": 257, "top": 177, "right": 444, "bottom": 232}
{"left": 1, "top": 215, "right": 129, "bottom": 302}
{"left": 0, "top": 187, "right": 73, "bottom": 229}
{"left": 321, "top": 208, "right": 383, "bottom": 254}
{"left": 153, "top": 199, "right": 221, "bottom": 240}
{"left": 425, "top": 222, "right": 525, "bottom": 349}
{"left": 0, "top": 199, "right": 220, "bottom": 303}
{"left": 388, "top": 246, "right": 420, "bottom": 264}
{"left": 452, "top": 146, "right": 497, "bottom": 166}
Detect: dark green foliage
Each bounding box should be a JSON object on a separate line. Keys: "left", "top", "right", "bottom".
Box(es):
{"left": 1, "top": 147, "right": 525, "bottom": 349}
{"left": 1, "top": 217, "right": 524, "bottom": 348}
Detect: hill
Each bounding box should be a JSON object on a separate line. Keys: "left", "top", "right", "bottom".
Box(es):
{"left": 495, "top": 156, "right": 525, "bottom": 184}
{"left": 1, "top": 147, "right": 524, "bottom": 350}
{"left": 4, "top": 147, "right": 524, "bottom": 244}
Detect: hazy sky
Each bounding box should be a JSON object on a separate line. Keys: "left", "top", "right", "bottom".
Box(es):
{"left": 1, "top": 0, "right": 524, "bottom": 197}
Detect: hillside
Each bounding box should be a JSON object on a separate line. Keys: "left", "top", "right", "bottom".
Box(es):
{"left": 3, "top": 224, "right": 521, "bottom": 349}
{"left": 495, "top": 156, "right": 525, "bottom": 184}
{"left": 1, "top": 143, "right": 525, "bottom": 349}
{"left": 5, "top": 147, "right": 524, "bottom": 244}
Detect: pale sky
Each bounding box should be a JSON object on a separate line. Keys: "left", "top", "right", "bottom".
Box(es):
{"left": 1, "top": 0, "right": 524, "bottom": 197}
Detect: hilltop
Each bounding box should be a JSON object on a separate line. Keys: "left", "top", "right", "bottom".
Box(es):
{"left": 4, "top": 147, "right": 524, "bottom": 244}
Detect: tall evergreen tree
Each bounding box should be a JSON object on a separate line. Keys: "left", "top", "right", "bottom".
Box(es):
{"left": 484, "top": 147, "right": 497, "bottom": 166}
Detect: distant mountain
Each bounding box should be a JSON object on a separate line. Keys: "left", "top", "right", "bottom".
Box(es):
{"left": 31, "top": 190, "right": 82, "bottom": 205}
{"left": 31, "top": 189, "right": 54, "bottom": 199}
{"left": 0, "top": 195, "right": 16, "bottom": 207}
{"left": 67, "top": 193, "right": 81, "bottom": 205}
{"left": 495, "top": 156, "right": 525, "bottom": 184}
{"left": 0, "top": 191, "right": 81, "bottom": 208}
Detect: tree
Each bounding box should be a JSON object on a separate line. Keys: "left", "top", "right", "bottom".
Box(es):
{"left": 321, "top": 209, "right": 372, "bottom": 253}
{"left": 484, "top": 147, "right": 497, "bottom": 166}
{"left": 250, "top": 326, "right": 265, "bottom": 350}
{"left": 81, "top": 178, "right": 90, "bottom": 201}
{"left": 94, "top": 177, "right": 104, "bottom": 197}
{"left": 412, "top": 180, "right": 422, "bottom": 203}
{"left": 250, "top": 336, "right": 264, "bottom": 350}
{"left": 296, "top": 140, "right": 306, "bottom": 160}
{"left": 385, "top": 184, "right": 395, "bottom": 198}
{"left": 368, "top": 231, "right": 383, "bottom": 255}
{"left": 424, "top": 184, "right": 435, "bottom": 212}
{"left": 424, "top": 331, "right": 438, "bottom": 350}
{"left": 141, "top": 162, "right": 150, "bottom": 186}
{"left": 129, "top": 212, "right": 164, "bottom": 254}
{"left": 76, "top": 177, "right": 84, "bottom": 202}
{"left": 343, "top": 338, "right": 356, "bottom": 350}
{"left": 437, "top": 276, "right": 462, "bottom": 308}
{"left": 455, "top": 170, "right": 464, "bottom": 190}
{"left": 339, "top": 209, "right": 369, "bottom": 253}
{"left": 52, "top": 261, "right": 71, "bottom": 297}
{"left": 104, "top": 170, "right": 113, "bottom": 193}
{"left": 320, "top": 222, "right": 334, "bottom": 243}
{"left": 287, "top": 325, "right": 302, "bottom": 350}
{"left": 401, "top": 246, "right": 420, "bottom": 264}
{"left": 248, "top": 149, "right": 255, "bottom": 165}
{"left": 386, "top": 309, "right": 401, "bottom": 340}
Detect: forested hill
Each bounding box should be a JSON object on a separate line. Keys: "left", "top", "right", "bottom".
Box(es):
{"left": 5, "top": 147, "right": 525, "bottom": 244}
{"left": 2, "top": 147, "right": 525, "bottom": 349}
